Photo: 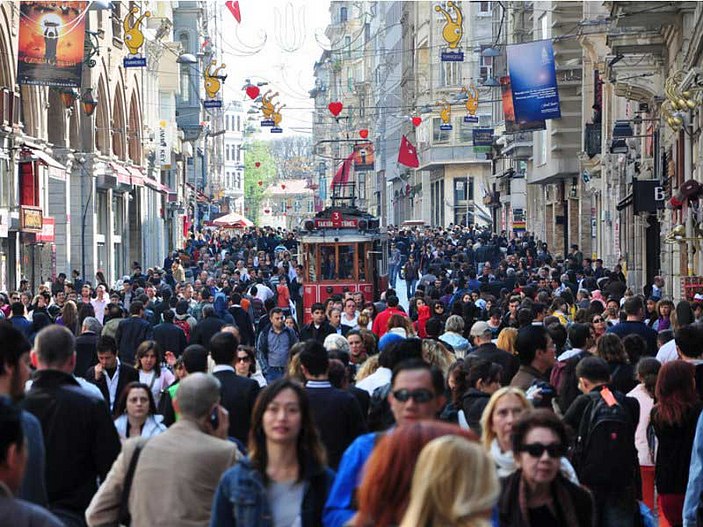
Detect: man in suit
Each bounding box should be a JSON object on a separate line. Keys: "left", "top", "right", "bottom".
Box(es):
{"left": 23, "top": 325, "right": 120, "bottom": 526}
{"left": 228, "top": 292, "right": 255, "bottom": 346}
{"left": 86, "top": 336, "right": 139, "bottom": 415}
{"left": 209, "top": 331, "right": 260, "bottom": 444}
{"left": 300, "top": 302, "right": 336, "bottom": 343}
{"left": 190, "top": 305, "right": 225, "bottom": 347}
{"left": 74, "top": 316, "right": 101, "bottom": 379}
{"left": 115, "top": 301, "right": 153, "bottom": 365}
{"left": 328, "top": 308, "right": 350, "bottom": 337}
{"left": 153, "top": 309, "right": 187, "bottom": 357}
{"left": 299, "top": 340, "right": 367, "bottom": 469}
{"left": 86, "top": 373, "right": 240, "bottom": 526}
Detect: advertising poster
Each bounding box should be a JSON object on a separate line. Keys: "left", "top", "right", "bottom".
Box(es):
{"left": 500, "top": 76, "right": 546, "bottom": 133}
{"left": 17, "top": 2, "right": 87, "bottom": 88}
{"left": 472, "top": 128, "right": 494, "bottom": 153}
{"left": 506, "top": 40, "right": 561, "bottom": 122}
{"left": 353, "top": 142, "right": 375, "bottom": 172}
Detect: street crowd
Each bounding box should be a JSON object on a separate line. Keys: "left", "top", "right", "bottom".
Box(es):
{"left": 2, "top": 223, "right": 703, "bottom": 526}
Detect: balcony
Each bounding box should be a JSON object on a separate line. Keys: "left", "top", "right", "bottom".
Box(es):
{"left": 501, "top": 132, "right": 533, "bottom": 159}
{"left": 584, "top": 123, "right": 602, "bottom": 158}
{"left": 416, "top": 144, "right": 491, "bottom": 171}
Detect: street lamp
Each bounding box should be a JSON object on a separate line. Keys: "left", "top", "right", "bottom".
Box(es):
{"left": 177, "top": 53, "right": 198, "bottom": 64}
{"left": 60, "top": 88, "right": 79, "bottom": 109}
{"left": 81, "top": 88, "right": 98, "bottom": 116}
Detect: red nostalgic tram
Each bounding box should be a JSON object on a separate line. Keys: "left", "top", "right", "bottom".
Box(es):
{"left": 299, "top": 205, "right": 387, "bottom": 324}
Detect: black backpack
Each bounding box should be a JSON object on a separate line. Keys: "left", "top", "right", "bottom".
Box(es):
{"left": 572, "top": 388, "right": 637, "bottom": 488}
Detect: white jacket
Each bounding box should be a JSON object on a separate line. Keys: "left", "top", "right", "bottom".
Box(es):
{"left": 114, "top": 414, "right": 167, "bottom": 441}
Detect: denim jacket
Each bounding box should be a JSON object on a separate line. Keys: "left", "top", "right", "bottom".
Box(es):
{"left": 210, "top": 456, "right": 335, "bottom": 527}
{"left": 684, "top": 411, "right": 703, "bottom": 527}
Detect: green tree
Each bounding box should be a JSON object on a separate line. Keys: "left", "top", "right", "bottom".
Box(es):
{"left": 243, "top": 141, "right": 276, "bottom": 224}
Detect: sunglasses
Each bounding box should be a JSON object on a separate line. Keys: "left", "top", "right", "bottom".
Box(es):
{"left": 592, "top": 318, "right": 604, "bottom": 323}
{"left": 236, "top": 356, "right": 251, "bottom": 363}
{"left": 392, "top": 388, "right": 435, "bottom": 403}
{"left": 518, "top": 442, "right": 566, "bottom": 458}
{"left": 435, "top": 305, "right": 444, "bottom": 310}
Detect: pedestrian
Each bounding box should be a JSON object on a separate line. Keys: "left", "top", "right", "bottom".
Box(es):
{"left": 112, "top": 381, "right": 166, "bottom": 441}
{"left": 190, "top": 304, "right": 226, "bottom": 347}
{"left": 596, "top": 333, "right": 637, "bottom": 394}
{"left": 86, "top": 335, "right": 140, "bottom": 415}
{"left": 461, "top": 359, "right": 502, "bottom": 434}
{"left": 651, "top": 360, "right": 703, "bottom": 527}
{"left": 606, "top": 296, "right": 658, "bottom": 356}
{"left": 0, "top": 399, "right": 63, "bottom": 526}
{"left": 134, "top": 340, "right": 175, "bottom": 406}
{"left": 399, "top": 435, "right": 498, "bottom": 527}
{"left": 114, "top": 301, "right": 153, "bottom": 365}
{"left": 564, "top": 356, "right": 640, "bottom": 527}
{"left": 23, "top": 325, "right": 121, "bottom": 527}
{"left": 300, "top": 302, "right": 336, "bottom": 343}
{"left": 626, "top": 357, "right": 660, "bottom": 512}
{"left": 323, "top": 359, "right": 447, "bottom": 527}
{"left": 152, "top": 308, "right": 187, "bottom": 357}
{"left": 466, "top": 321, "right": 519, "bottom": 384}
{"left": 354, "top": 421, "right": 478, "bottom": 527}
{"left": 498, "top": 409, "right": 594, "bottom": 527}
{"left": 298, "top": 340, "right": 367, "bottom": 469}
{"left": 210, "top": 379, "right": 334, "bottom": 527}
{"left": 234, "top": 345, "right": 267, "bottom": 387}
{"left": 210, "top": 331, "right": 261, "bottom": 445}
{"left": 86, "top": 373, "right": 239, "bottom": 526}
{"left": 510, "top": 324, "right": 555, "bottom": 392}
{"left": 74, "top": 317, "right": 101, "bottom": 379}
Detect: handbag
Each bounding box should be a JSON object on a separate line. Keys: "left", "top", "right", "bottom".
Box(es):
{"left": 118, "top": 444, "right": 144, "bottom": 526}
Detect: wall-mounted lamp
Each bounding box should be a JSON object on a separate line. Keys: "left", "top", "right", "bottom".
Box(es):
{"left": 81, "top": 88, "right": 98, "bottom": 116}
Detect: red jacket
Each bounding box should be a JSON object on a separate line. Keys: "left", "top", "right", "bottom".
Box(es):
{"left": 372, "top": 306, "right": 405, "bottom": 338}
{"left": 415, "top": 305, "right": 431, "bottom": 338}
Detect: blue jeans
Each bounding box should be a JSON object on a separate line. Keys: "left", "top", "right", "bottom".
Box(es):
{"left": 264, "top": 366, "right": 286, "bottom": 383}
{"left": 593, "top": 487, "right": 638, "bottom": 527}
{"left": 406, "top": 279, "right": 417, "bottom": 299}
{"left": 389, "top": 264, "right": 399, "bottom": 288}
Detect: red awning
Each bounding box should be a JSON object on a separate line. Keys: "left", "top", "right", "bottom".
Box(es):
{"left": 126, "top": 165, "right": 145, "bottom": 187}
{"left": 109, "top": 162, "right": 131, "bottom": 186}
{"left": 26, "top": 147, "right": 66, "bottom": 181}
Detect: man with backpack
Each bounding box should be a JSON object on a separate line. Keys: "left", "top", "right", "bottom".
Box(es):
{"left": 564, "top": 356, "right": 640, "bottom": 527}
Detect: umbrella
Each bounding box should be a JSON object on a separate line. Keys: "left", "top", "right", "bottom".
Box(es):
{"left": 212, "top": 212, "right": 254, "bottom": 229}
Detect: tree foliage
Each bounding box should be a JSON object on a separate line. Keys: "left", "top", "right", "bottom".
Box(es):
{"left": 243, "top": 141, "right": 276, "bottom": 224}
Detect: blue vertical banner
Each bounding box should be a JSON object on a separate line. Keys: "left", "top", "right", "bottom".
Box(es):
{"left": 506, "top": 40, "right": 561, "bottom": 122}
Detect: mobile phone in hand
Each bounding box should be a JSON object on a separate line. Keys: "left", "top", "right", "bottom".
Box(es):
{"left": 209, "top": 407, "right": 219, "bottom": 430}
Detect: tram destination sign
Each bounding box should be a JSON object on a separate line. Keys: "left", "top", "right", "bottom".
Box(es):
{"left": 314, "top": 212, "right": 358, "bottom": 229}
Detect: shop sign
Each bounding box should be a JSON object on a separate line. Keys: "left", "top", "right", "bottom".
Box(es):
{"left": 314, "top": 211, "right": 358, "bottom": 228}
{"left": 20, "top": 206, "right": 42, "bottom": 233}
{"left": 0, "top": 208, "right": 9, "bottom": 238}
{"left": 37, "top": 217, "right": 55, "bottom": 243}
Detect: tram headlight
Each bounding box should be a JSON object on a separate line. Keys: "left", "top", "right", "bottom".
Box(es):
{"left": 304, "top": 219, "right": 314, "bottom": 232}
{"left": 358, "top": 219, "right": 368, "bottom": 231}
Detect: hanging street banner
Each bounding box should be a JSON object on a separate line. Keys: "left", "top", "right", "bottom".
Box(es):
{"left": 353, "top": 142, "right": 375, "bottom": 171}
{"left": 17, "top": 2, "right": 87, "bottom": 88}
{"left": 500, "top": 76, "right": 546, "bottom": 133}
{"left": 506, "top": 40, "right": 561, "bottom": 122}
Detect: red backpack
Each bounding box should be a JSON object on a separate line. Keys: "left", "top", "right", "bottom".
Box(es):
{"left": 174, "top": 318, "right": 191, "bottom": 343}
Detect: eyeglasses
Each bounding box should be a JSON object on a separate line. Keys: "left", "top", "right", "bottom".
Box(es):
{"left": 518, "top": 442, "right": 566, "bottom": 458}
{"left": 435, "top": 305, "right": 444, "bottom": 310}
{"left": 392, "top": 388, "right": 435, "bottom": 403}
{"left": 236, "top": 356, "right": 251, "bottom": 363}
{"left": 592, "top": 318, "right": 604, "bottom": 323}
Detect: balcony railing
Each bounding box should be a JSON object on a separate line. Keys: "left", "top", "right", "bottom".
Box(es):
{"left": 585, "top": 122, "right": 602, "bottom": 158}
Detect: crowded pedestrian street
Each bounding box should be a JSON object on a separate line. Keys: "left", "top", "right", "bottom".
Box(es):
{"left": 3, "top": 1, "right": 703, "bottom": 527}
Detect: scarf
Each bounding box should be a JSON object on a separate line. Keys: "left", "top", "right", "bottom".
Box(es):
{"left": 491, "top": 438, "right": 516, "bottom": 478}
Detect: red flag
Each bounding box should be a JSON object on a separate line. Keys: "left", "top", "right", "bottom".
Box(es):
{"left": 332, "top": 152, "right": 355, "bottom": 187}
{"left": 398, "top": 135, "right": 419, "bottom": 168}
{"left": 225, "top": 1, "right": 241, "bottom": 23}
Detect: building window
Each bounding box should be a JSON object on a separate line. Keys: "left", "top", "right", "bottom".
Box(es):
{"left": 453, "top": 178, "right": 474, "bottom": 226}
{"left": 345, "top": 36, "right": 351, "bottom": 58}
{"left": 237, "top": 115, "right": 241, "bottom": 131}
{"left": 19, "top": 161, "right": 38, "bottom": 207}
{"left": 225, "top": 115, "right": 230, "bottom": 130}
{"left": 226, "top": 145, "right": 230, "bottom": 161}
{"left": 340, "top": 6, "right": 347, "bottom": 22}
{"left": 432, "top": 118, "right": 451, "bottom": 144}
{"left": 458, "top": 117, "right": 472, "bottom": 144}
{"left": 236, "top": 146, "right": 241, "bottom": 162}
{"left": 479, "top": 1, "right": 491, "bottom": 14}
{"left": 441, "top": 61, "right": 461, "bottom": 87}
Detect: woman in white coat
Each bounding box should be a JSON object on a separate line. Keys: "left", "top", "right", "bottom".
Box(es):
{"left": 113, "top": 382, "right": 167, "bottom": 441}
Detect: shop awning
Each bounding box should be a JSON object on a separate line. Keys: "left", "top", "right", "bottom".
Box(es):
{"left": 109, "top": 162, "right": 131, "bottom": 186}
{"left": 126, "top": 166, "right": 145, "bottom": 187}
{"left": 212, "top": 212, "right": 253, "bottom": 229}
{"left": 27, "top": 147, "right": 66, "bottom": 181}
{"left": 144, "top": 177, "right": 160, "bottom": 191}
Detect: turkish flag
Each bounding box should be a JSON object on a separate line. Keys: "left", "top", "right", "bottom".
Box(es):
{"left": 331, "top": 152, "right": 355, "bottom": 187}
{"left": 225, "top": 1, "right": 241, "bottom": 23}
{"left": 398, "top": 135, "right": 419, "bottom": 168}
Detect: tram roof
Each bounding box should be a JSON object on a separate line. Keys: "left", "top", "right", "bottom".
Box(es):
{"left": 298, "top": 231, "right": 387, "bottom": 244}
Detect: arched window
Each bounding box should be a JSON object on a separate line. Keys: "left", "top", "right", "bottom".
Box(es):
{"left": 179, "top": 33, "right": 191, "bottom": 103}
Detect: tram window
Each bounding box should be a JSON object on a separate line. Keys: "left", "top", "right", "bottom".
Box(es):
{"left": 321, "top": 245, "right": 337, "bottom": 280}
{"left": 338, "top": 245, "right": 355, "bottom": 280}
{"left": 306, "top": 245, "right": 317, "bottom": 282}
{"left": 358, "top": 243, "right": 366, "bottom": 281}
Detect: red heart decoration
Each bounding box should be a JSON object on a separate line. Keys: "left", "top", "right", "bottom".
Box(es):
{"left": 257, "top": 180, "right": 263, "bottom": 187}
{"left": 255, "top": 162, "right": 261, "bottom": 168}
{"left": 281, "top": 184, "right": 286, "bottom": 189}
{"left": 412, "top": 116, "right": 422, "bottom": 127}
{"left": 359, "top": 129, "right": 369, "bottom": 139}
{"left": 245, "top": 85, "right": 260, "bottom": 99}
{"left": 328, "top": 101, "right": 343, "bottom": 116}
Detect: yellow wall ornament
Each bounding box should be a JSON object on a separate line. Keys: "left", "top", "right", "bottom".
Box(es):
{"left": 261, "top": 90, "right": 279, "bottom": 119}
{"left": 204, "top": 60, "right": 227, "bottom": 99}
{"left": 438, "top": 100, "right": 453, "bottom": 130}
{"left": 435, "top": 1, "right": 463, "bottom": 50}
{"left": 123, "top": 7, "right": 150, "bottom": 56}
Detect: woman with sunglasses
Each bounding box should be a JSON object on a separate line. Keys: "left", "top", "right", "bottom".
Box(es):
{"left": 590, "top": 312, "right": 607, "bottom": 342}
{"left": 498, "top": 409, "right": 594, "bottom": 527}
{"left": 235, "top": 345, "right": 267, "bottom": 387}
